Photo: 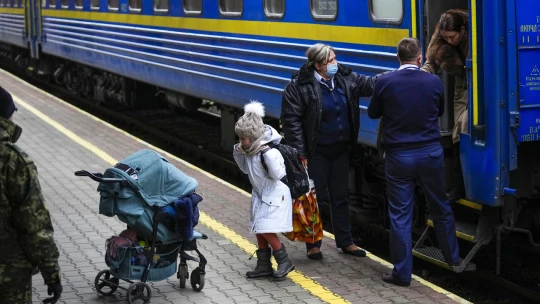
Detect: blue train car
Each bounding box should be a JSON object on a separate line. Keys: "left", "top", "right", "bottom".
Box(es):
{"left": 0, "top": 0, "right": 539, "bottom": 275}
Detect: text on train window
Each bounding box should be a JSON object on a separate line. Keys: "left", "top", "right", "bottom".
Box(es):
{"left": 311, "top": 0, "right": 337, "bottom": 21}
{"left": 370, "top": 0, "right": 403, "bottom": 23}
{"left": 108, "top": 0, "right": 118, "bottom": 10}
{"left": 184, "top": 0, "right": 202, "bottom": 15}
{"left": 129, "top": 0, "right": 141, "bottom": 12}
{"left": 219, "top": 0, "right": 242, "bottom": 17}
{"left": 91, "top": 0, "right": 99, "bottom": 9}
{"left": 264, "top": 0, "right": 285, "bottom": 19}
{"left": 154, "top": 0, "right": 169, "bottom": 12}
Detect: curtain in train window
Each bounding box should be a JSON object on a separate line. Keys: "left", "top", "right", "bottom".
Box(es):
{"left": 91, "top": 0, "right": 99, "bottom": 9}
{"left": 154, "top": 0, "right": 168, "bottom": 12}
{"left": 264, "top": 0, "right": 284, "bottom": 18}
{"left": 61, "top": 0, "right": 68, "bottom": 8}
{"left": 311, "top": 0, "right": 337, "bottom": 20}
{"left": 129, "top": 0, "right": 141, "bottom": 11}
{"left": 49, "top": 0, "right": 56, "bottom": 7}
{"left": 219, "top": 0, "right": 242, "bottom": 16}
{"left": 184, "top": 0, "right": 202, "bottom": 14}
{"left": 74, "top": 0, "right": 82, "bottom": 8}
{"left": 108, "top": 0, "right": 119, "bottom": 10}
{"left": 370, "top": 0, "right": 403, "bottom": 23}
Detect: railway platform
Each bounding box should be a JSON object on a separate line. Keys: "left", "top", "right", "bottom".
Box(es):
{"left": 0, "top": 68, "right": 472, "bottom": 304}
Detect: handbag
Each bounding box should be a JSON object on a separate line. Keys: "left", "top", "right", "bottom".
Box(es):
{"left": 282, "top": 172, "right": 323, "bottom": 244}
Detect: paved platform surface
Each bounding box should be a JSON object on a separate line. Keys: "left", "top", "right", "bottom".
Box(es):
{"left": 1, "top": 69, "right": 471, "bottom": 304}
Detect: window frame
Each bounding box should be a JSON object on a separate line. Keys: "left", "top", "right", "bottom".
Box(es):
{"left": 129, "top": 0, "right": 142, "bottom": 13}
{"left": 219, "top": 0, "right": 243, "bottom": 17}
{"left": 108, "top": 0, "right": 119, "bottom": 11}
{"left": 263, "top": 0, "right": 285, "bottom": 20}
{"left": 153, "top": 0, "right": 169, "bottom": 13}
{"left": 310, "top": 0, "right": 338, "bottom": 22}
{"left": 368, "top": 0, "right": 404, "bottom": 25}
{"left": 90, "top": 0, "right": 99, "bottom": 10}
{"left": 183, "top": 0, "right": 202, "bottom": 16}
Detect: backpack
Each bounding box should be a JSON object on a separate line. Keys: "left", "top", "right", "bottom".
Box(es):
{"left": 261, "top": 142, "right": 310, "bottom": 200}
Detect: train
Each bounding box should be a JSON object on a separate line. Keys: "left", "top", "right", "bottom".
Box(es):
{"left": 1, "top": 0, "right": 539, "bottom": 275}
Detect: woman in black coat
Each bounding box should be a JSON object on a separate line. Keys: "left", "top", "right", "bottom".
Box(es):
{"left": 281, "top": 43, "right": 380, "bottom": 259}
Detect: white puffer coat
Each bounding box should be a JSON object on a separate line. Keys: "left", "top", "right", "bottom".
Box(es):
{"left": 233, "top": 125, "right": 293, "bottom": 234}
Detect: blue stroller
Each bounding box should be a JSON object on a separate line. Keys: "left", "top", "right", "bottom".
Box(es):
{"left": 75, "top": 149, "right": 208, "bottom": 303}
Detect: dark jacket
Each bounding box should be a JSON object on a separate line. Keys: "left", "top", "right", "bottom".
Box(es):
{"left": 281, "top": 63, "right": 379, "bottom": 158}
{"left": 368, "top": 69, "right": 444, "bottom": 150}
{"left": 0, "top": 117, "right": 61, "bottom": 285}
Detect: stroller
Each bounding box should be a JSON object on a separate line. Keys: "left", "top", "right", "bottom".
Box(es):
{"left": 75, "top": 149, "right": 208, "bottom": 303}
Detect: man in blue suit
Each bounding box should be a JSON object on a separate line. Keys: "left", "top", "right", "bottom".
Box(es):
{"left": 367, "top": 38, "right": 460, "bottom": 286}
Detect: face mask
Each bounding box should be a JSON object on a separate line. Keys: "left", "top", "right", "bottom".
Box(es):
{"left": 325, "top": 63, "right": 338, "bottom": 77}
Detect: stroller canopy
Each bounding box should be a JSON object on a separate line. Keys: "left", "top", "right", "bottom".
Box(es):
{"left": 98, "top": 149, "right": 198, "bottom": 242}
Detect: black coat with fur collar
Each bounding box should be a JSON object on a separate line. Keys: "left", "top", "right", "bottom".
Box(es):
{"left": 280, "top": 63, "right": 379, "bottom": 158}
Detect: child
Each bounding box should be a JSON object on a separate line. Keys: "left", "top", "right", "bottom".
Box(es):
{"left": 233, "top": 101, "right": 294, "bottom": 281}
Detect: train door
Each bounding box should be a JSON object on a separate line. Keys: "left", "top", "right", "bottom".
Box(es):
{"left": 24, "top": 0, "right": 38, "bottom": 58}
{"left": 515, "top": 0, "right": 540, "bottom": 143}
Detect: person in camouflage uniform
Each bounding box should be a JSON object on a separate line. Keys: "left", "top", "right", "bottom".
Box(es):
{"left": 0, "top": 86, "right": 62, "bottom": 304}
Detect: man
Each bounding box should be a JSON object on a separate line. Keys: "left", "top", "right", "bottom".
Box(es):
{"left": 0, "top": 86, "right": 62, "bottom": 303}
{"left": 367, "top": 38, "right": 460, "bottom": 286}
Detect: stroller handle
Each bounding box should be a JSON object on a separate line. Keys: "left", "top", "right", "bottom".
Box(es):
{"left": 74, "top": 170, "right": 126, "bottom": 184}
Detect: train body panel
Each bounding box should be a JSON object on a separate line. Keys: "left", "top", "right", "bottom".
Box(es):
{"left": 34, "top": 0, "right": 411, "bottom": 147}
{"left": 0, "top": 8, "right": 27, "bottom": 48}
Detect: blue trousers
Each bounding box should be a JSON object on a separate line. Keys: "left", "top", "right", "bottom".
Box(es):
{"left": 385, "top": 143, "right": 460, "bottom": 282}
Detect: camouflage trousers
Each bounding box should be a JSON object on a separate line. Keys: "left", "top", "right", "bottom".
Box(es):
{"left": 0, "top": 264, "right": 32, "bottom": 304}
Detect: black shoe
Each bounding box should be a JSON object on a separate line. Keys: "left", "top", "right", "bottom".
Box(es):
{"left": 382, "top": 274, "right": 410, "bottom": 287}
{"left": 246, "top": 248, "right": 274, "bottom": 278}
{"left": 272, "top": 244, "right": 295, "bottom": 281}
{"left": 341, "top": 246, "right": 366, "bottom": 257}
{"left": 447, "top": 186, "right": 465, "bottom": 203}
{"left": 307, "top": 251, "right": 323, "bottom": 260}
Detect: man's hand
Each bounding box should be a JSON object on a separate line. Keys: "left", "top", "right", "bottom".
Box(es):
{"left": 43, "top": 282, "right": 62, "bottom": 304}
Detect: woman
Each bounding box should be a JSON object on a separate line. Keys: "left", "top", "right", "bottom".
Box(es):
{"left": 280, "top": 43, "right": 380, "bottom": 259}
{"left": 421, "top": 9, "right": 469, "bottom": 201}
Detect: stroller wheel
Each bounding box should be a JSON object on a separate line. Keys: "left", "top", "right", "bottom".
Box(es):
{"left": 190, "top": 267, "right": 205, "bottom": 292}
{"left": 94, "top": 270, "right": 119, "bottom": 295}
{"left": 178, "top": 264, "right": 188, "bottom": 289}
{"left": 126, "top": 282, "right": 151, "bottom": 304}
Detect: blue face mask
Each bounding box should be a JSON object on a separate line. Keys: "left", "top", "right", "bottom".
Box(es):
{"left": 325, "top": 63, "right": 338, "bottom": 77}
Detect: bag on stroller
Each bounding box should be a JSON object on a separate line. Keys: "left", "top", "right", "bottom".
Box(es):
{"left": 75, "top": 149, "right": 208, "bottom": 302}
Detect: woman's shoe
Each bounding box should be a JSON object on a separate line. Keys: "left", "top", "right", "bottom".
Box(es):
{"left": 341, "top": 245, "right": 366, "bottom": 257}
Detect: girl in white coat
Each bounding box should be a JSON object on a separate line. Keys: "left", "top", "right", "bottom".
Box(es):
{"left": 233, "top": 101, "right": 294, "bottom": 281}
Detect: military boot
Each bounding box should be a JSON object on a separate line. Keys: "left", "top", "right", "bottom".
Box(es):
{"left": 246, "top": 248, "right": 274, "bottom": 278}
{"left": 272, "top": 244, "right": 295, "bottom": 281}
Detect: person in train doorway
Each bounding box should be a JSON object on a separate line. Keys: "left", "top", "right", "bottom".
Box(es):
{"left": 367, "top": 38, "right": 460, "bottom": 286}
{"left": 281, "top": 43, "right": 382, "bottom": 260}
{"left": 421, "top": 9, "right": 469, "bottom": 203}
{"left": 0, "top": 86, "right": 63, "bottom": 303}
{"left": 233, "top": 101, "right": 295, "bottom": 281}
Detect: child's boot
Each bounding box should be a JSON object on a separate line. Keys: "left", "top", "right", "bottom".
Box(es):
{"left": 246, "top": 248, "right": 274, "bottom": 278}
{"left": 272, "top": 244, "right": 294, "bottom": 281}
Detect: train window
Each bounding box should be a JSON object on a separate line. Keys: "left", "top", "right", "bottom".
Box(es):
{"left": 49, "top": 0, "right": 56, "bottom": 7}
{"left": 74, "top": 0, "right": 83, "bottom": 9}
{"left": 108, "top": 0, "right": 118, "bottom": 10}
{"left": 183, "top": 0, "right": 202, "bottom": 15}
{"left": 219, "top": 0, "right": 242, "bottom": 17}
{"left": 370, "top": 0, "right": 403, "bottom": 24}
{"left": 129, "top": 0, "right": 141, "bottom": 12}
{"left": 153, "top": 0, "right": 168, "bottom": 12}
{"left": 311, "top": 0, "right": 337, "bottom": 21}
{"left": 264, "top": 0, "right": 284, "bottom": 19}
{"left": 91, "top": 0, "right": 99, "bottom": 9}
{"left": 61, "top": 0, "right": 68, "bottom": 8}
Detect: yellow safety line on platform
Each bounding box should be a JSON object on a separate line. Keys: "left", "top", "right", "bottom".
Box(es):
{"left": 3, "top": 68, "right": 471, "bottom": 304}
